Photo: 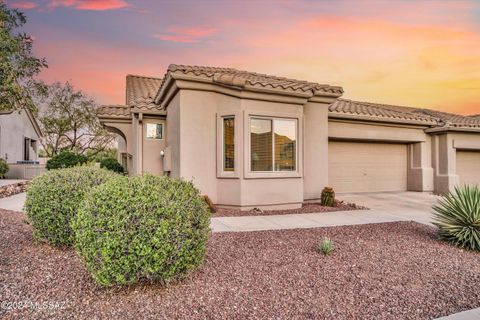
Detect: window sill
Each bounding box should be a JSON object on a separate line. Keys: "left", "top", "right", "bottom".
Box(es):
{"left": 244, "top": 171, "right": 302, "bottom": 179}
{"left": 217, "top": 172, "right": 240, "bottom": 179}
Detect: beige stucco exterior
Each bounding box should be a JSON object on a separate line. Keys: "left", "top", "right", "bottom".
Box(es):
{"left": 98, "top": 66, "right": 480, "bottom": 210}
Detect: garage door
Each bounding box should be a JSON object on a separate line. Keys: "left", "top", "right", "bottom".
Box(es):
{"left": 329, "top": 141, "right": 408, "bottom": 193}
{"left": 457, "top": 151, "right": 480, "bottom": 186}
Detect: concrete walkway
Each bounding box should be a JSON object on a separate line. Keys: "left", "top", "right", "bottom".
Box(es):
{"left": 211, "top": 192, "right": 440, "bottom": 232}
{"left": 0, "top": 192, "right": 26, "bottom": 212}
{"left": 435, "top": 308, "right": 480, "bottom": 320}
{"left": 0, "top": 191, "right": 440, "bottom": 232}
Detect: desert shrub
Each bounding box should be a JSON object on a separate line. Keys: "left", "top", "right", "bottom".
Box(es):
{"left": 321, "top": 187, "right": 336, "bottom": 207}
{"left": 72, "top": 174, "right": 211, "bottom": 287}
{"left": 99, "top": 157, "right": 124, "bottom": 174}
{"left": 432, "top": 185, "right": 480, "bottom": 251}
{"left": 318, "top": 237, "right": 334, "bottom": 255}
{"left": 0, "top": 158, "right": 9, "bottom": 178}
{"left": 46, "top": 151, "right": 88, "bottom": 170}
{"left": 24, "top": 167, "right": 118, "bottom": 246}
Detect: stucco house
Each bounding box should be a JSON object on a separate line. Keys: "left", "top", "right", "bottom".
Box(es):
{"left": 97, "top": 64, "right": 480, "bottom": 210}
{"left": 0, "top": 108, "right": 41, "bottom": 164}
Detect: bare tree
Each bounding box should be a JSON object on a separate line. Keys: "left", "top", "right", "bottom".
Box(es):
{"left": 34, "top": 81, "right": 114, "bottom": 157}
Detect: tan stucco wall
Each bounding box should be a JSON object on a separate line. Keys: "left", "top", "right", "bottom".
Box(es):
{"left": 141, "top": 117, "right": 166, "bottom": 175}
{"left": 166, "top": 92, "right": 181, "bottom": 178}
{"left": 303, "top": 102, "right": 329, "bottom": 200}
{"left": 240, "top": 98, "right": 303, "bottom": 208}
{"left": 164, "top": 89, "right": 305, "bottom": 209}
{"left": 177, "top": 90, "right": 218, "bottom": 202}
{"left": 432, "top": 132, "right": 480, "bottom": 194}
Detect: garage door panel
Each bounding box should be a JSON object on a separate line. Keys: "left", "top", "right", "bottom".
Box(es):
{"left": 457, "top": 151, "right": 480, "bottom": 186}
{"left": 329, "top": 141, "right": 407, "bottom": 193}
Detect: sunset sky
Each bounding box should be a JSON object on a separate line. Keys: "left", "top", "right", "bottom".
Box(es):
{"left": 7, "top": 0, "right": 480, "bottom": 115}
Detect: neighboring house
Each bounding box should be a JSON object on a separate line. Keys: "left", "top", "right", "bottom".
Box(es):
{"left": 0, "top": 109, "right": 43, "bottom": 179}
{"left": 97, "top": 64, "right": 480, "bottom": 210}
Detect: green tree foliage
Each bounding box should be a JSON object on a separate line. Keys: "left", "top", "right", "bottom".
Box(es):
{"left": 0, "top": 3, "right": 47, "bottom": 111}
{"left": 46, "top": 150, "right": 88, "bottom": 170}
{"left": 0, "top": 158, "right": 9, "bottom": 178}
{"left": 34, "top": 81, "right": 114, "bottom": 157}
{"left": 99, "top": 158, "right": 124, "bottom": 174}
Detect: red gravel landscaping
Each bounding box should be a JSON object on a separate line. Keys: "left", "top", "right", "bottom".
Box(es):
{"left": 0, "top": 181, "right": 29, "bottom": 199}
{"left": 214, "top": 200, "right": 367, "bottom": 217}
{"left": 1, "top": 210, "right": 479, "bottom": 320}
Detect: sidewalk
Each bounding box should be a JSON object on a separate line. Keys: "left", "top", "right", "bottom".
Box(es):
{"left": 0, "top": 192, "right": 26, "bottom": 212}
{"left": 211, "top": 208, "right": 433, "bottom": 232}
{"left": 435, "top": 308, "right": 480, "bottom": 320}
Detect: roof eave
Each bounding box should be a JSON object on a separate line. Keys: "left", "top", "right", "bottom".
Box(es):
{"left": 328, "top": 112, "right": 438, "bottom": 127}
{"left": 425, "top": 126, "right": 480, "bottom": 134}
{"left": 154, "top": 71, "right": 345, "bottom": 106}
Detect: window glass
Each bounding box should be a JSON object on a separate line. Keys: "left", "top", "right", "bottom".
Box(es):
{"left": 146, "top": 123, "right": 163, "bottom": 139}
{"left": 250, "top": 117, "right": 297, "bottom": 172}
{"left": 250, "top": 118, "right": 273, "bottom": 171}
{"left": 274, "top": 119, "right": 296, "bottom": 171}
{"left": 223, "top": 117, "right": 235, "bottom": 172}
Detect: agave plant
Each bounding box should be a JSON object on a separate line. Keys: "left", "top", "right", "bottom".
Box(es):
{"left": 432, "top": 185, "right": 480, "bottom": 251}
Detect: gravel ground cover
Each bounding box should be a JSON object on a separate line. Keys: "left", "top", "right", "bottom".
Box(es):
{"left": 0, "top": 181, "right": 29, "bottom": 199}
{"left": 1, "top": 209, "right": 479, "bottom": 320}
{"left": 214, "top": 201, "right": 367, "bottom": 217}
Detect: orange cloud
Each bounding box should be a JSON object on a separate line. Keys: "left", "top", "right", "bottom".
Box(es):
{"left": 154, "top": 26, "right": 218, "bottom": 43}
{"left": 9, "top": 1, "right": 38, "bottom": 9}
{"left": 47, "top": 0, "right": 128, "bottom": 11}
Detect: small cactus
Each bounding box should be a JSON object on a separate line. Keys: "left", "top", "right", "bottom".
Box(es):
{"left": 320, "top": 187, "right": 336, "bottom": 207}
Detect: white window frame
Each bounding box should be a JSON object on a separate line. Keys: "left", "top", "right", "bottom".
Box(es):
{"left": 244, "top": 111, "right": 302, "bottom": 179}
{"left": 145, "top": 123, "right": 164, "bottom": 140}
{"left": 249, "top": 116, "right": 298, "bottom": 173}
{"left": 216, "top": 111, "right": 241, "bottom": 178}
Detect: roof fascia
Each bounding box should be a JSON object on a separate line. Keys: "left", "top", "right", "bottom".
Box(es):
{"left": 328, "top": 112, "right": 437, "bottom": 127}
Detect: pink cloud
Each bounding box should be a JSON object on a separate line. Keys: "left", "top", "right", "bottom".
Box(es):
{"left": 47, "top": 0, "right": 129, "bottom": 11}
{"left": 9, "top": 1, "right": 38, "bottom": 9}
{"left": 154, "top": 26, "right": 218, "bottom": 43}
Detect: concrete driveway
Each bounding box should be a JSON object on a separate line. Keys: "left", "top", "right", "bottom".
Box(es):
{"left": 211, "top": 191, "right": 441, "bottom": 233}
{"left": 338, "top": 191, "right": 440, "bottom": 224}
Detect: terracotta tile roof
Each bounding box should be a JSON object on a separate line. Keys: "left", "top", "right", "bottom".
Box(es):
{"left": 418, "top": 109, "right": 480, "bottom": 128}
{"left": 96, "top": 105, "right": 131, "bottom": 118}
{"left": 330, "top": 99, "right": 480, "bottom": 129}
{"left": 165, "top": 64, "right": 344, "bottom": 95}
{"left": 126, "top": 75, "right": 163, "bottom": 110}
{"left": 329, "top": 99, "right": 439, "bottom": 124}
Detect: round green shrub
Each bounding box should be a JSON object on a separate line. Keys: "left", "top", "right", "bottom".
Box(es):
{"left": 25, "top": 167, "right": 118, "bottom": 246}
{"left": 0, "top": 158, "right": 9, "bottom": 178}
{"left": 99, "top": 157, "right": 124, "bottom": 174}
{"left": 432, "top": 185, "right": 480, "bottom": 251}
{"left": 72, "top": 174, "right": 211, "bottom": 287}
{"left": 46, "top": 151, "right": 88, "bottom": 170}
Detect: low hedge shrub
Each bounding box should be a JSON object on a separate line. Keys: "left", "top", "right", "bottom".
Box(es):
{"left": 46, "top": 151, "right": 88, "bottom": 170}
{"left": 99, "top": 157, "right": 124, "bottom": 174}
{"left": 72, "top": 174, "right": 211, "bottom": 287}
{"left": 24, "top": 167, "right": 118, "bottom": 246}
{"left": 0, "top": 158, "right": 9, "bottom": 178}
{"left": 432, "top": 185, "right": 480, "bottom": 251}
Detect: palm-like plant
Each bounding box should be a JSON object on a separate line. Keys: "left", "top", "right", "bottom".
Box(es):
{"left": 432, "top": 185, "right": 480, "bottom": 251}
